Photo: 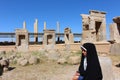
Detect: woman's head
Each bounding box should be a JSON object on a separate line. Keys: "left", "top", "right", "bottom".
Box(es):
{"left": 81, "top": 43, "right": 97, "bottom": 57}
{"left": 81, "top": 45, "right": 87, "bottom": 56}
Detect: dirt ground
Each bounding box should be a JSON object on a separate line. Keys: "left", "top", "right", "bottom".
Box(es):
{"left": 0, "top": 55, "right": 120, "bottom": 80}
{"left": 1, "top": 61, "right": 79, "bottom": 80}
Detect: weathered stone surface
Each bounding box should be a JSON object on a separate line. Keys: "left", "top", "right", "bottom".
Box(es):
{"left": 17, "top": 57, "right": 25, "bottom": 65}
{"left": 43, "top": 29, "right": 55, "bottom": 47}
{"left": 29, "top": 56, "right": 39, "bottom": 65}
{"left": 99, "top": 56, "right": 114, "bottom": 80}
{"left": 109, "top": 23, "right": 120, "bottom": 43}
{"left": 15, "top": 28, "right": 29, "bottom": 52}
{"left": 23, "top": 53, "right": 31, "bottom": 60}
{"left": 110, "top": 43, "right": 120, "bottom": 55}
{"left": 19, "top": 59, "right": 28, "bottom": 66}
{"left": 113, "top": 16, "right": 120, "bottom": 23}
{"left": 81, "top": 10, "right": 107, "bottom": 43}
{"left": 34, "top": 19, "right": 38, "bottom": 43}
{"left": 64, "top": 27, "right": 74, "bottom": 44}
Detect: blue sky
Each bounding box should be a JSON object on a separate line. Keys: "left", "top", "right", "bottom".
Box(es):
{"left": 0, "top": 0, "right": 120, "bottom": 38}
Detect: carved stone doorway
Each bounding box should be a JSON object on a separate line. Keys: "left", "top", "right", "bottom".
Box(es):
{"left": 95, "top": 21, "right": 102, "bottom": 41}
{"left": 47, "top": 35, "right": 53, "bottom": 45}
{"left": 18, "top": 35, "right": 25, "bottom": 46}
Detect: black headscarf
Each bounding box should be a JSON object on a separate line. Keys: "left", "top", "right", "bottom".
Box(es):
{"left": 79, "top": 43, "right": 103, "bottom": 80}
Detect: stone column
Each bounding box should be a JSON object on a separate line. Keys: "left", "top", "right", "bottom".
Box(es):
{"left": 57, "top": 21, "right": 60, "bottom": 33}
{"left": 111, "top": 17, "right": 120, "bottom": 43}
{"left": 89, "top": 17, "right": 95, "bottom": 31}
{"left": 34, "top": 19, "right": 38, "bottom": 43}
{"left": 43, "top": 33, "right": 47, "bottom": 45}
{"left": 81, "top": 14, "right": 93, "bottom": 43}
{"left": 23, "top": 21, "right": 26, "bottom": 29}
{"left": 69, "top": 33, "right": 74, "bottom": 43}
{"left": 44, "top": 21, "right": 46, "bottom": 30}
{"left": 57, "top": 21, "right": 60, "bottom": 42}
{"left": 101, "top": 18, "right": 107, "bottom": 41}
{"left": 110, "top": 23, "right": 120, "bottom": 43}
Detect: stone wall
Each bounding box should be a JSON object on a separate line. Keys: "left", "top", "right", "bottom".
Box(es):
{"left": 29, "top": 45, "right": 44, "bottom": 51}
{"left": 0, "top": 43, "right": 111, "bottom": 53}
{"left": 55, "top": 43, "right": 81, "bottom": 51}
{"left": 94, "top": 42, "right": 110, "bottom": 54}
{"left": 0, "top": 46, "right": 16, "bottom": 52}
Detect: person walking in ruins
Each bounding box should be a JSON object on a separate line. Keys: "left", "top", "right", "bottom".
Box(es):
{"left": 72, "top": 43, "right": 103, "bottom": 80}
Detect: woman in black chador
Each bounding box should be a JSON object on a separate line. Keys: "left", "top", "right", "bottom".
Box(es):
{"left": 73, "top": 43, "right": 103, "bottom": 80}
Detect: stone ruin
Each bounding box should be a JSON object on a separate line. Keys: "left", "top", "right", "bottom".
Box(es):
{"left": 109, "top": 16, "right": 120, "bottom": 55}
{"left": 43, "top": 29, "right": 56, "bottom": 49}
{"left": 14, "top": 19, "right": 76, "bottom": 51}
{"left": 81, "top": 10, "right": 106, "bottom": 43}
{"left": 64, "top": 27, "right": 74, "bottom": 44}
{"left": 15, "top": 21, "right": 29, "bottom": 52}
{"left": 0, "top": 10, "right": 119, "bottom": 55}
{"left": 14, "top": 10, "right": 109, "bottom": 52}
{"left": 42, "top": 21, "right": 56, "bottom": 49}
{"left": 34, "top": 19, "right": 38, "bottom": 43}
{"left": 110, "top": 17, "right": 120, "bottom": 43}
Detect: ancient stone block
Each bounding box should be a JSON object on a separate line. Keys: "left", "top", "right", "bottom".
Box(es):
{"left": 99, "top": 56, "right": 114, "bottom": 80}
{"left": 110, "top": 43, "right": 120, "bottom": 55}
{"left": 64, "top": 28, "right": 74, "bottom": 44}
{"left": 81, "top": 10, "right": 107, "bottom": 43}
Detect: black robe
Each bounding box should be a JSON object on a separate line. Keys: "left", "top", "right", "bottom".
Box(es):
{"left": 78, "top": 43, "right": 103, "bottom": 80}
